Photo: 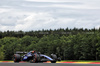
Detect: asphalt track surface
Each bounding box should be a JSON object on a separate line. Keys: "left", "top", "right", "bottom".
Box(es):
{"left": 0, "top": 63, "right": 100, "bottom": 66}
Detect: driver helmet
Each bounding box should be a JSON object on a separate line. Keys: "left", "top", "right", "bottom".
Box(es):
{"left": 30, "top": 51, "right": 35, "bottom": 53}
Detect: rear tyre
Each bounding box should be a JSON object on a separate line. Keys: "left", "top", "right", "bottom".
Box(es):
{"left": 14, "top": 54, "right": 21, "bottom": 63}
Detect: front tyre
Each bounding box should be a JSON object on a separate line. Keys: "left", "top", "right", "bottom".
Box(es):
{"left": 51, "top": 54, "right": 57, "bottom": 60}
{"left": 51, "top": 61, "right": 56, "bottom": 63}
{"left": 51, "top": 54, "right": 57, "bottom": 63}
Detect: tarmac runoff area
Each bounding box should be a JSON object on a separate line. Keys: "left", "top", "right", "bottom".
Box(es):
{"left": 0, "top": 61, "right": 100, "bottom": 64}
{"left": 0, "top": 62, "right": 100, "bottom": 66}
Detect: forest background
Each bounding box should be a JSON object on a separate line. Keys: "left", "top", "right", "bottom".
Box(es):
{"left": 0, "top": 28, "right": 100, "bottom": 61}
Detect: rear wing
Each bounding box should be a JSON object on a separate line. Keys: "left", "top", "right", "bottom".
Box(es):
{"left": 16, "top": 51, "right": 27, "bottom": 54}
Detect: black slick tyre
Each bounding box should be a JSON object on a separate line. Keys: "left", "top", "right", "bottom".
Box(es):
{"left": 14, "top": 54, "right": 21, "bottom": 63}
{"left": 51, "top": 61, "right": 56, "bottom": 63}
{"left": 51, "top": 54, "right": 57, "bottom": 63}
{"left": 51, "top": 54, "right": 57, "bottom": 60}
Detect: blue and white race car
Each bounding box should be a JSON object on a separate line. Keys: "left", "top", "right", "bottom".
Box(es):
{"left": 13, "top": 51, "right": 61, "bottom": 63}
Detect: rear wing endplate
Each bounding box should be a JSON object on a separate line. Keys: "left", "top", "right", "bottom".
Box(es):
{"left": 16, "top": 51, "right": 27, "bottom": 54}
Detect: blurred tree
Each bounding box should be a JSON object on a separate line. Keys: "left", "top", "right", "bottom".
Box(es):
{"left": 0, "top": 45, "right": 5, "bottom": 60}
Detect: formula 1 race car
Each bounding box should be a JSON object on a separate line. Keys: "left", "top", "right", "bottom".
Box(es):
{"left": 13, "top": 51, "right": 61, "bottom": 63}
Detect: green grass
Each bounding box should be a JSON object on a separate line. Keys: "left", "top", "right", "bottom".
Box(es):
{"left": 62, "top": 60, "right": 100, "bottom": 62}
{"left": 0, "top": 60, "right": 13, "bottom": 61}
